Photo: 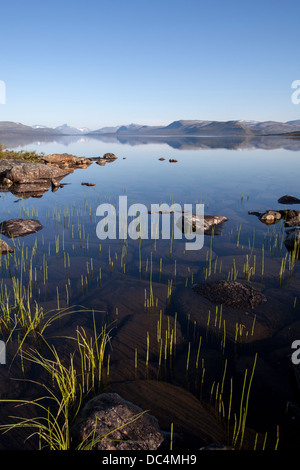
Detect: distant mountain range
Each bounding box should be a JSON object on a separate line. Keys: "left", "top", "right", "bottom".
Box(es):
{"left": 1, "top": 119, "right": 300, "bottom": 137}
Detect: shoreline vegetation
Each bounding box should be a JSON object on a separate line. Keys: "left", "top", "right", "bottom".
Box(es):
{"left": 0, "top": 145, "right": 299, "bottom": 451}
{"left": 0, "top": 143, "right": 42, "bottom": 162}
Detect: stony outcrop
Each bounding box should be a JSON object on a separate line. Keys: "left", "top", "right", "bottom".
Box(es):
{"left": 39, "top": 153, "right": 92, "bottom": 170}
{"left": 71, "top": 392, "right": 164, "bottom": 450}
{"left": 0, "top": 219, "right": 43, "bottom": 238}
{"left": 0, "top": 159, "right": 70, "bottom": 187}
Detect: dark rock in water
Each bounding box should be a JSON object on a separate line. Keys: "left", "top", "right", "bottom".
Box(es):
{"left": 81, "top": 182, "right": 95, "bottom": 186}
{"left": 278, "top": 195, "right": 300, "bottom": 204}
{"left": 0, "top": 239, "right": 14, "bottom": 254}
{"left": 177, "top": 214, "right": 228, "bottom": 236}
{"left": 284, "top": 228, "right": 300, "bottom": 252}
{"left": 158, "top": 157, "right": 165, "bottom": 161}
{"left": 192, "top": 280, "right": 266, "bottom": 309}
{"left": 71, "top": 392, "right": 164, "bottom": 450}
{"left": 248, "top": 211, "right": 262, "bottom": 217}
{"left": 284, "top": 216, "right": 300, "bottom": 227}
{"left": 278, "top": 210, "right": 300, "bottom": 227}
{"left": 0, "top": 219, "right": 43, "bottom": 238}
{"left": 279, "top": 209, "right": 300, "bottom": 219}
{"left": 169, "top": 159, "right": 178, "bottom": 163}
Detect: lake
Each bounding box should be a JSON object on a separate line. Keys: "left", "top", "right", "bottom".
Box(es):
{"left": 0, "top": 134, "right": 300, "bottom": 450}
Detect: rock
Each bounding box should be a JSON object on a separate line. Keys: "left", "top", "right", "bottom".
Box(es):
{"left": 169, "top": 159, "right": 178, "bottom": 163}
{"left": 248, "top": 211, "right": 262, "bottom": 217}
{"left": 279, "top": 209, "right": 300, "bottom": 219}
{"left": 192, "top": 280, "right": 266, "bottom": 309}
{"left": 71, "top": 392, "right": 164, "bottom": 450}
{"left": 279, "top": 210, "right": 300, "bottom": 227}
{"left": 40, "top": 153, "right": 92, "bottom": 170}
{"left": 177, "top": 214, "right": 228, "bottom": 236}
{"left": 81, "top": 182, "right": 95, "bottom": 186}
{"left": 109, "top": 380, "right": 228, "bottom": 448}
{"left": 95, "top": 159, "right": 107, "bottom": 166}
{"left": 158, "top": 158, "right": 165, "bottom": 161}
{"left": 0, "top": 239, "right": 14, "bottom": 254}
{"left": 103, "top": 153, "right": 118, "bottom": 161}
{"left": 0, "top": 159, "right": 70, "bottom": 186}
{"left": 249, "top": 209, "right": 300, "bottom": 226}
{"left": 278, "top": 195, "right": 300, "bottom": 204}
{"left": 284, "top": 216, "right": 300, "bottom": 227}
{"left": 10, "top": 183, "right": 50, "bottom": 198}
{"left": 284, "top": 228, "right": 300, "bottom": 251}
{"left": 95, "top": 153, "right": 118, "bottom": 166}
{"left": 259, "top": 210, "right": 282, "bottom": 225}
{"left": 0, "top": 219, "right": 43, "bottom": 238}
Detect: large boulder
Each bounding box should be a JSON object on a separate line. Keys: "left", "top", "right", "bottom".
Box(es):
{"left": 0, "top": 159, "right": 70, "bottom": 186}
{"left": 0, "top": 219, "right": 43, "bottom": 238}
{"left": 71, "top": 392, "right": 164, "bottom": 450}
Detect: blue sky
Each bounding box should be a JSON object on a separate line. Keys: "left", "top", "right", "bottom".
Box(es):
{"left": 0, "top": 0, "right": 300, "bottom": 129}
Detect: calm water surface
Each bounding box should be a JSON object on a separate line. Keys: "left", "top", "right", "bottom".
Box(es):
{"left": 0, "top": 135, "right": 300, "bottom": 450}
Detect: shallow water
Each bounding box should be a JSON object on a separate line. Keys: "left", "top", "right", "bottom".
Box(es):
{"left": 0, "top": 134, "right": 300, "bottom": 450}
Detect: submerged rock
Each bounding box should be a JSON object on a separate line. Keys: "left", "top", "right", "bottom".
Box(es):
{"left": 284, "top": 228, "right": 300, "bottom": 252}
{"left": 0, "top": 239, "right": 14, "bottom": 254}
{"left": 278, "top": 195, "right": 300, "bottom": 204}
{"left": 192, "top": 280, "right": 266, "bottom": 309}
{"left": 169, "top": 159, "right": 178, "bottom": 163}
{"left": 177, "top": 214, "right": 228, "bottom": 235}
{"left": 279, "top": 209, "right": 300, "bottom": 227}
{"left": 71, "top": 392, "right": 164, "bottom": 450}
{"left": 81, "top": 182, "right": 95, "bottom": 186}
{"left": 0, "top": 219, "right": 43, "bottom": 238}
